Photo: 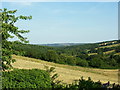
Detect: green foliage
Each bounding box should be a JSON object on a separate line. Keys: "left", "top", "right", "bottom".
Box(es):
{"left": 1, "top": 8, "right": 32, "bottom": 70}
{"left": 64, "top": 56, "right": 76, "bottom": 65}
{"left": 62, "top": 77, "right": 104, "bottom": 89}
{"left": 12, "top": 40, "right": 120, "bottom": 69}
{"left": 44, "top": 66, "right": 62, "bottom": 89}
{"left": 76, "top": 77, "right": 102, "bottom": 89}
{"left": 76, "top": 53, "right": 88, "bottom": 59}
{"left": 115, "top": 46, "right": 120, "bottom": 53}
{"left": 109, "top": 59, "right": 118, "bottom": 66}
{"left": 46, "top": 50, "right": 59, "bottom": 63}
{"left": 76, "top": 58, "right": 89, "bottom": 67}
{"left": 97, "top": 48, "right": 103, "bottom": 55}
{"left": 2, "top": 69, "right": 51, "bottom": 89}
{"left": 2, "top": 67, "right": 120, "bottom": 89}
{"left": 89, "top": 58, "right": 103, "bottom": 68}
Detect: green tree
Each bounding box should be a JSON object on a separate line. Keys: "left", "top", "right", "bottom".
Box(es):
{"left": 97, "top": 48, "right": 103, "bottom": 55}
{"left": 76, "top": 58, "right": 89, "bottom": 67}
{"left": 115, "top": 46, "right": 120, "bottom": 53}
{"left": 2, "top": 69, "right": 52, "bottom": 88}
{"left": 89, "top": 57, "right": 104, "bottom": 68}
{"left": 46, "top": 50, "right": 59, "bottom": 63}
{"left": 1, "top": 8, "right": 32, "bottom": 70}
{"left": 66, "top": 56, "right": 76, "bottom": 65}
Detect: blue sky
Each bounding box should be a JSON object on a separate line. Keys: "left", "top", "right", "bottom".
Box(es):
{"left": 2, "top": 2, "right": 118, "bottom": 44}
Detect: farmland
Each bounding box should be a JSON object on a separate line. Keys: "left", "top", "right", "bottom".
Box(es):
{"left": 12, "top": 55, "right": 118, "bottom": 84}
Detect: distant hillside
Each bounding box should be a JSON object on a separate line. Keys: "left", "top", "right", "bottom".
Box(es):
{"left": 36, "top": 40, "right": 119, "bottom": 47}
{"left": 12, "top": 39, "right": 120, "bottom": 69}
{"left": 97, "top": 40, "right": 119, "bottom": 47}
{"left": 87, "top": 40, "right": 120, "bottom": 56}
{"left": 40, "top": 43, "right": 88, "bottom": 47}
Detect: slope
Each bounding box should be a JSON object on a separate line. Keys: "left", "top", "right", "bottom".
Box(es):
{"left": 12, "top": 55, "right": 118, "bottom": 84}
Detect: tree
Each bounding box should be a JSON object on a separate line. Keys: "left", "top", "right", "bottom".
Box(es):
{"left": 89, "top": 57, "right": 104, "bottom": 68}
{"left": 97, "top": 48, "right": 103, "bottom": 55}
{"left": 76, "top": 58, "right": 88, "bottom": 67}
{"left": 115, "top": 46, "right": 120, "bottom": 53}
{"left": 46, "top": 50, "right": 59, "bottom": 63}
{"left": 2, "top": 69, "right": 52, "bottom": 88}
{"left": 1, "top": 8, "right": 32, "bottom": 70}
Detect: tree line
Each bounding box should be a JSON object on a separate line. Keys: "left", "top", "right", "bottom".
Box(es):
{"left": 12, "top": 41, "right": 120, "bottom": 69}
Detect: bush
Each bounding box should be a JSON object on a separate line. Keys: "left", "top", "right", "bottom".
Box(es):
{"left": 76, "top": 59, "right": 89, "bottom": 67}
{"left": 77, "top": 77, "right": 102, "bottom": 89}
{"left": 115, "top": 46, "right": 120, "bottom": 53}
{"left": 89, "top": 58, "right": 104, "bottom": 68}
{"left": 2, "top": 69, "right": 52, "bottom": 89}
{"left": 65, "top": 77, "right": 103, "bottom": 89}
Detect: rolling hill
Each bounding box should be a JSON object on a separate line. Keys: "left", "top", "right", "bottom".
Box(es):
{"left": 12, "top": 55, "right": 118, "bottom": 84}
{"left": 40, "top": 43, "right": 88, "bottom": 47}
{"left": 12, "top": 39, "right": 120, "bottom": 69}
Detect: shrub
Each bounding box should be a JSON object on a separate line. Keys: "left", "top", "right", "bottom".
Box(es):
{"left": 76, "top": 59, "right": 89, "bottom": 67}
{"left": 89, "top": 58, "right": 104, "bottom": 68}
{"left": 77, "top": 77, "right": 102, "bottom": 89}
{"left": 65, "top": 77, "right": 103, "bottom": 89}
{"left": 2, "top": 69, "right": 52, "bottom": 89}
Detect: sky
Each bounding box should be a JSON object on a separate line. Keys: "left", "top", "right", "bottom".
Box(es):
{"left": 2, "top": 2, "right": 118, "bottom": 44}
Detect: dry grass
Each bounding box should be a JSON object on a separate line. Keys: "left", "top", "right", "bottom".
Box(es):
{"left": 93, "top": 44, "right": 120, "bottom": 51}
{"left": 87, "top": 43, "right": 120, "bottom": 56}
{"left": 88, "top": 53, "right": 97, "bottom": 56}
{"left": 114, "top": 53, "right": 120, "bottom": 55}
{"left": 103, "top": 50, "right": 115, "bottom": 54}
{"left": 99, "top": 44, "right": 120, "bottom": 48}
{"left": 88, "top": 50, "right": 115, "bottom": 56}
{"left": 12, "top": 55, "right": 118, "bottom": 84}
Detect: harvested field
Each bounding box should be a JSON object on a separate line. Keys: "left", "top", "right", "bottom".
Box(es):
{"left": 12, "top": 55, "right": 118, "bottom": 84}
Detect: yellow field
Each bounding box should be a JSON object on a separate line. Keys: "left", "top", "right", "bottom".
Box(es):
{"left": 114, "top": 53, "right": 120, "bottom": 55}
{"left": 88, "top": 50, "right": 115, "bottom": 56}
{"left": 99, "top": 44, "right": 120, "bottom": 48}
{"left": 88, "top": 53, "right": 97, "bottom": 56}
{"left": 93, "top": 44, "right": 119, "bottom": 51}
{"left": 103, "top": 50, "right": 115, "bottom": 54}
{"left": 88, "top": 43, "right": 119, "bottom": 56}
{"left": 12, "top": 55, "right": 118, "bottom": 84}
